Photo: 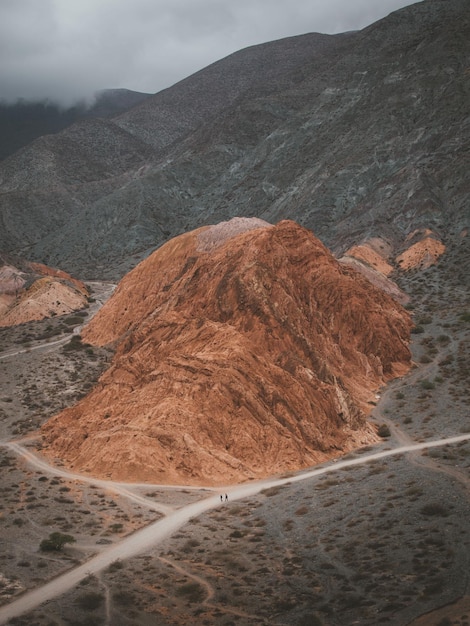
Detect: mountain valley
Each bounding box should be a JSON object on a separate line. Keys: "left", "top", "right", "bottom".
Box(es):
{"left": 0, "top": 0, "right": 469, "bottom": 623}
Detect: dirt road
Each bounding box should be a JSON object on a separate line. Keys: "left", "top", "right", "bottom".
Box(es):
{"left": 1, "top": 433, "right": 469, "bottom": 624}
{"left": 0, "top": 282, "right": 115, "bottom": 361}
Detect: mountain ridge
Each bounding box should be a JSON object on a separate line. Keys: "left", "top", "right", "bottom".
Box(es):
{"left": 0, "top": 89, "right": 151, "bottom": 162}
{"left": 1, "top": 0, "right": 468, "bottom": 279}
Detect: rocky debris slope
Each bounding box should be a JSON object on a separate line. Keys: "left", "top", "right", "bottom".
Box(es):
{"left": 339, "top": 228, "right": 447, "bottom": 303}
{"left": 42, "top": 219, "right": 412, "bottom": 485}
{"left": 0, "top": 255, "right": 89, "bottom": 327}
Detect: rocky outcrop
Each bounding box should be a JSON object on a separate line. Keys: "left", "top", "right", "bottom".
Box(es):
{"left": 343, "top": 240, "right": 395, "bottom": 277}
{"left": 396, "top": 229, "right": 446, "bottom": 271}
{"left": 0, "top": 255, "right": 89, "bottom": 327}
{"left": 42, "top": 220, "right": 412, "bottom": 485}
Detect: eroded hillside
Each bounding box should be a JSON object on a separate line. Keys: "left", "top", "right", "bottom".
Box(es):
{"left": 42, "top": 219, "right": 412, "bottom": 484}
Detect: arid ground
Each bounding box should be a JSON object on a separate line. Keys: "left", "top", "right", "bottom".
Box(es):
{"left": 0, "top": 268, "right": 469, "bottom": 626}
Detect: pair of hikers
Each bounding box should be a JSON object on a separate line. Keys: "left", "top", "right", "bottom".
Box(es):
{"left": 220, "top": 493, "right": 228, "bottom": 502}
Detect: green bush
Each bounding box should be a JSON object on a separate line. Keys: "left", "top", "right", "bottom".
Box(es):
{"left": 39, "top": 531, "right": 75, "bottom": 552}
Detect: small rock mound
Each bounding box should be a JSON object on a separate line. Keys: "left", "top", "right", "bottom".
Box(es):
{"left": 196, "top": 217, "right": 272, "bottom": 253}
{"left": 0, "top": 254, "right": 89, "bottom": 327}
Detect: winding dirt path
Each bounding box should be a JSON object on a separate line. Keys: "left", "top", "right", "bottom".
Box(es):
{"left": 158, "top": 556, "right": 268, "bottom": 623}
{"left": 1, "top": 433, "right": 470, "bottom": 624}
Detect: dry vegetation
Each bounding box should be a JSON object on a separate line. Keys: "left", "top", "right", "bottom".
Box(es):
{"left": 0, "top": 250, "right": 469, "bottom": 626}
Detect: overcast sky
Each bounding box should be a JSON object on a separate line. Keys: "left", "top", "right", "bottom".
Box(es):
{"left": 0, "top": 0, "right": 417, "bottom": 106}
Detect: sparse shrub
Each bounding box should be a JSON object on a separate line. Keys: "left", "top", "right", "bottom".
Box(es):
{"left": 229, "top": 530, "right": 245, "bottom": 538}
{"left": 437, "top": 334, "right": 450, "bottom": 344}
{"left": 75, "top": 591, "right": 104, "bottom": 611}
{"left": 39, "top": 531, "right": 75, "bottom": 551}
{"left": 417, "top": 315, "right": 433, "bottom": 325}
{"left": 107, "top": 559, "right": 124, "bottom": 572}
{"left": 377, "top": 424, "right": 391, "bottom": 438}
{"left": 109, "top": 523, "right": 123, "bottom": 533}
{"left": 420, "top": 379, "right": 435, "bottom": 390}
{"left": 113, "top": 589, "right": 135, "bottom": 606}
{"left": 64, "top": 316, "right": 85, "bottom": 326}
{"left": 420, "top": 503, "right": 449, "bottom": 517}
{"left": 183, "top": 538, "right": 200, "bottom": 550}
{"left": 175, "top": 582, "right": 205, "bottom": 603}
{"left": 295, "top": 506, "right": 309, "bottom": 516}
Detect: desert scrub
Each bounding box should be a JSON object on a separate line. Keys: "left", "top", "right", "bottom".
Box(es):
{"left": 39, "top": 532, "right": 76, "bottom": 552}
{"left": 75, "top": 591, "right": 104, "bottom": 611}
{"left": 175, "top": 582, "right": 205, "bottom": 603}
{"left": 377, "top": 424, "right": 391, "bottom": 438}
{"left": 420, "top": 380, "right": 435, "bottom": 390}
{"left": 420, "top": 503, "right": 449, "bottom": 517}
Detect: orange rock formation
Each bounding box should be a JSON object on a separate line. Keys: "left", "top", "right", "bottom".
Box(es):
{"left": 0, "top": 259, "right": 89, "bottom": 327}
{"left": 344, "top": 239, "right": 394, "bottom": 276}
{"left": 396, "top": 230, "right": 446, "bottom": 270}
{"left": 42, "top": 219, "right": 412, "bottom": 485}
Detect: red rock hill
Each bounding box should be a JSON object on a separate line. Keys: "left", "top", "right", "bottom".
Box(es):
{"left": 42, "top": 219, "right": 412, "bottom": 485}
{"left": 0, "top": 256, "right": 89, "bottom": 327}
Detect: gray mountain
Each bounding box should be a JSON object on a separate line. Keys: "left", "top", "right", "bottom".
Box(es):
{"left": 0, "top": 0, "right": 468, "bottom": 279}
{"left": 0, "top": 89, "right": 151, "bottom": 162}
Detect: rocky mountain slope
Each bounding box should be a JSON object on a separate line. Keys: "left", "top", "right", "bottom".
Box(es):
{"left": 41, "top": 219, "right": 412, "bottom": 485}
{"left": 0, "top": 254, "right": 89, "bottom": 327}
{"left": 0, "top": 0, "right": 467, "bottom": 280}
{"left": 0, "top": 89, "right": 151, "bottom": 162}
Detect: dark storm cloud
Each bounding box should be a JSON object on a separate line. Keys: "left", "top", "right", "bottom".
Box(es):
{"left": 0, "top": 0, "right": 416, "bottom": 106}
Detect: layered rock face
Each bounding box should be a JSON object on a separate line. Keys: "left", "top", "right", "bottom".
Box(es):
{"left": 42, "top": 219, "right": 412, "bottom": 485}
{"left": 0, "top": 256, "right": 89, "bottom": 327}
